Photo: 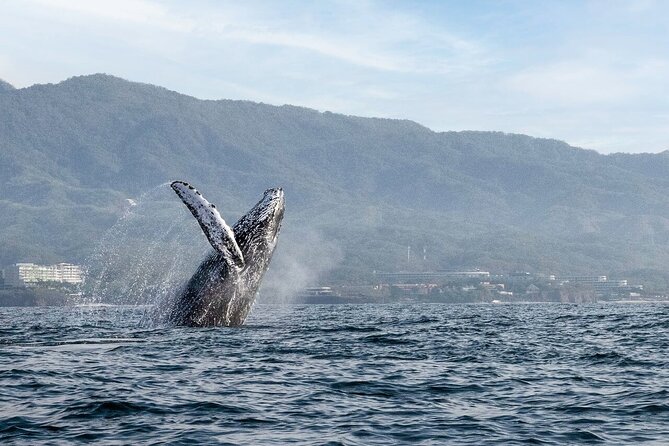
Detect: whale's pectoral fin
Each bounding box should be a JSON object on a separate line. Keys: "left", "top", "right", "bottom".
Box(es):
{"left": 171, "top": 181, "right": 245, "bottom": 269}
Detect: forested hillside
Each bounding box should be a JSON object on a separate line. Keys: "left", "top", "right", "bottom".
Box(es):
{"left": 2, "top": 74, "right": 669, "bottom": 284}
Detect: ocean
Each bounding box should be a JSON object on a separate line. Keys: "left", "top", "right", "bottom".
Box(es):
{"left": 1, "top": 303, "right": 668, "bottom": 444}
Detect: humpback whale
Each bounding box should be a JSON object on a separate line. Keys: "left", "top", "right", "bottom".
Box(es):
{"left": 166, "top": 181, "right": 284, "bottom": 326}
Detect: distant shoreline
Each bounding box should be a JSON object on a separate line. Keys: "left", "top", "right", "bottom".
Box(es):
{"left": 1, "top": 293, "right": 667, "bottom": 308}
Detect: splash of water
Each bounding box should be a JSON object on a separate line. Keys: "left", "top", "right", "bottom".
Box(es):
{"left": 75, "top": 183, "right": 210, "bottom": 324}
{"left": 75, "top": 183, "right": 343, "bottom": 325}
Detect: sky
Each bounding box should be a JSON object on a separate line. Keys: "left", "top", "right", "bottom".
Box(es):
{"left": 1, "top": 0, "right": 668, "bottom": 154}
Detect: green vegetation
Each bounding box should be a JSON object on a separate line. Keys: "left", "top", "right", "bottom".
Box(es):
{"left": 0, "top": 79, "right": 15, "bottom": 92}
{"left": 0, "top": 287, "right": 67, "bottom": 306}
{"left": 2, "top": 74, "right": 669, "bottom": 285}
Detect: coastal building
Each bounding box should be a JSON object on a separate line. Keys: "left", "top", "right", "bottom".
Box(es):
{"left": 558, "top": 275, "right": 608, "bottom": 284}
{"left": 4, "top": 263, "right": 83, "bottom": 287}
{"left": 557, "top": 275, "right": 638, "bottom": 297}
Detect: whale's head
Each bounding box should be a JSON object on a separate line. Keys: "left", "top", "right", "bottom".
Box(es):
{"left": 232, "top": 186, "right": 285, "bottom": 254}
{"left": 255, "top": 187, "right": 285, "bottom": 243}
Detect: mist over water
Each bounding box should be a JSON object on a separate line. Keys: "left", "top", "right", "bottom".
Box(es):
{"left": 260, "top": 228, "right": 343, "bottom": 303}
{"left": 1, "top": 303, "right": 668, "bottom": 444}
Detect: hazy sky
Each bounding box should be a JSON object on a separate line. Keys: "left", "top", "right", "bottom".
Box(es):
{"left": 1, "top": 0, "right": 668, "bottom": 154}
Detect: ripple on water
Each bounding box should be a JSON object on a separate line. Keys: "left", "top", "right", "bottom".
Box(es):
{"left": 1, "top": 303, "right": 669, "bottom": 444}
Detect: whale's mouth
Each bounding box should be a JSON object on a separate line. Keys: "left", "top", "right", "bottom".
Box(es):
{"left": 261, "top": 188, "right": 285, "bottom": 240}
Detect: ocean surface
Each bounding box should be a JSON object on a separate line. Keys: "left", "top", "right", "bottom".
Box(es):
{"left": 1, "top": 302, "right": 668, "bottom": 445}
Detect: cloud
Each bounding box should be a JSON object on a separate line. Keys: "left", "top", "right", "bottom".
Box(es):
{"left": 19, "top": 0, "right": 488, "bottom": 75}
{"left": 27, "top": 0, "right": 194, "bottom": 31}
{"left": 506, "top": 61, "right": 637, "bottom": 106}
{"left": 217, "top": 27, "right": 405, "bottom": 72}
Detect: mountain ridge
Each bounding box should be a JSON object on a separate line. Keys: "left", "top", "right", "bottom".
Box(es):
{"left": 2, "top": 73, "right": 669, "bottom": 286}
{"left": 0, "top": 79, "right": 15, "bottom": 92}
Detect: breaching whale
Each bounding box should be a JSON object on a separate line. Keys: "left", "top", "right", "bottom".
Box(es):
{"left": 166, "top": 181, "right": 284, "bottom": 326}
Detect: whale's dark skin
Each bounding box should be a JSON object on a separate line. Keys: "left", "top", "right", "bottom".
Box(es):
{"left": 167, "top": 181, "right": 284, "bottom": 327}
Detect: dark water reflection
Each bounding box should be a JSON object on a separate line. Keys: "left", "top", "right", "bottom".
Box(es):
{"left": 1, "top": 303, "right": 668, "bottom": 444}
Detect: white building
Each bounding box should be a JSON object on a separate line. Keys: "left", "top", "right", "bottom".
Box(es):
{"left": 4, "top": 263, "right": 83, "bottom": 287}
{"left": 559, "top": 275, "right": 608, "bottom": 284}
